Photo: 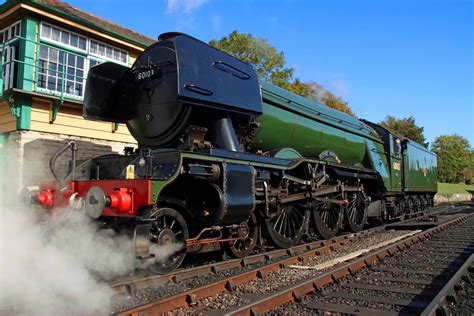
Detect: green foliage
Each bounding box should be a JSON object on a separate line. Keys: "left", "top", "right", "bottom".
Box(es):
{"left": 379, "top": 116, "right": 427, "bottom": 146}
{"left": 209, "top": 31, "right": 294, "bottom": 88}
{"left": 431, "top": 134, "right": 472, "bottom": 184}
{"left": 209, "top": 31, "right": 355, "bottom": 116}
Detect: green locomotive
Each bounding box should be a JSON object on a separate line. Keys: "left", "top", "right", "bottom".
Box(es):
{"left": 32, "top": 33, "right": 437, "bottom": 273}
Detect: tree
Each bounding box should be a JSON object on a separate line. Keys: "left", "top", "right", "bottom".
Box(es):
{"left": 209, "top": 31, "right": 355, "bottom": 116}
{"left": 431, "top": 134, "right": 471, "bottom": 183}
{"left": 209, "top": 31, "right": 296, "bottom": 89}
{"left": 379, "top": 116, "right": 427, "bottom": 147}
{"left": 301, "top": 81, "right": 355, "bottom": 116}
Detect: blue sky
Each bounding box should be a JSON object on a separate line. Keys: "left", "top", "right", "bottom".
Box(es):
{"left": 17, "top": 0, "right": 474, "bottom": 145}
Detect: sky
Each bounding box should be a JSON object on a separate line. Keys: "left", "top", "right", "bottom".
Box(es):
{"left": 8, "top": 0, "right": 474, "bottom": 145}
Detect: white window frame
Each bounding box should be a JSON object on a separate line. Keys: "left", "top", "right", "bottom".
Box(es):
{"left": 36, "top": 45, "right": 85, "bottom": 100}
{"left": 40, "top": 22, "right": 88, "bottom": 53}
{"left": 89, "top": 38, "right": 128, "bottom": 65}
{"left": 0, "top": 21, "right": 21, "bottom": 46}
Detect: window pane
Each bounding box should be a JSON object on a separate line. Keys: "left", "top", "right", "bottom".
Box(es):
{"left": 67, "top": 55, "right": 75, "bottom": 67}
{"left": 14, "top": 25, "right": 20, "bottom": 36}
{"left": 120, "top": 51, "right": 127, "bottom": 63}
{"left": 56, "top": 78, "right": 63, "bottom": 92}
{"left": 76, "top": 69, "right": 83, "bottom": 80}
{"left": 61, "top": 31, "right": 69, "bottom": 45}
{"left": 57, "top": 64, "right": 63, "bottom": 77}
{"left": 47, "top": 76, "right": 56, "bottom": 90}
{"left": 38, "top": 74, "right": 46, "bottom": 88}
{"left": 98, "top": 43, "right": 105, "bottom": 55}
{"left": 58, "top": 51, "right": 65, "bottom": 64}
{"left": 52, "top": 27, "right": 60, "bottom": 41}
{"left": 41, "top": 24, "right": 51, "bottom": 38}
{"left": 75, "top": 83, "right": 83, "bottom": 96}
{"left": 79, "top": 37, "right": 86, "bottom": 50}
{"left": 90, "top": 41, "right": 97, "bottom": 54}
{"left": 39, "top": 60, "right": 47, "bottom": 74}
{"left": 76, "top": 56, "right": 84, "bottom": 69}
{"left": 70, "top": 34, "right": 78, "bottom": 47}
{"left": 49, "top": 48, "right": 58, "bottom": 63}
{"left": 113, "top": 49, "right": 120, "bottom": 60}
{"left": 106, "top": 46, "right": 112, "bottom": 58}
{"left": 39, "top": 46, "right": 48, "bottom": 59}
{"left": 66, "top": 80, "right": 74, "bottom": 94}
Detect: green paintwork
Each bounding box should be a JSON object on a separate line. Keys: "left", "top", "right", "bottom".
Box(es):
{"left": 17, "top": 16, "right": 37, "bottom": 92}
{"left": 364, "top": 139, "right": 391, "bottom": 190}
{"left": 403, "top": 140, "right": 437, "bottom": 193}
{"left": 252, "top": 82, "right": 380, "bottom": 166}
{"left": 150, "top": 180, "right": 168, "bottom": 204}
{"left": 272, "top": 148, "right": 303, "bottom": 159}
{"left": 388, "top": 134, "right": 402, "bottom": 192}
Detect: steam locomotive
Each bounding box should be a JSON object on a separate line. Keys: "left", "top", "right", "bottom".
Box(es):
{"left": 30, "top": 33, "right": 437, "bottom": 273}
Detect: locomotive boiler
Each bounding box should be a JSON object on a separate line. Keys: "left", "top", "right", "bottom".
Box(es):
{"left": 30, "top": 33, "right": 437, "bottom": 273}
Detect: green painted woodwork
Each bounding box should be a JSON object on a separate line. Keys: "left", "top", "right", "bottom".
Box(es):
{"left": 403, "top": 141, "right": 437, "bottom": 193}
{"left": 252, "top": 82, "right": 379, "bottom": 167}
{"left": 17, "top": 16, "right": 37, "bottom": 91}
{"left": 13, "top": 94, "right": 31, "bottom": 130}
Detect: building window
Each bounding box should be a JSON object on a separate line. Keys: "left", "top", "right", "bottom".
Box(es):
{"left": 0, "top": 21, "right": 21, "bottom": 45}
{"left": 37, "top": 45, "right": 85, "bottom": 97}
{"left": 34, "top": 21, "right": 130, "bottom": 100}
{"left": 90, "top": 40, "right": 127, "bottom": 64}
{"left": 40, "top": 22, "right": 87, "bottom": 51}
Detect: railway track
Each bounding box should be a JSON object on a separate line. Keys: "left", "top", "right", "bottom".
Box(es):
{"left": 111, "top": 203, "right": 468, "bottom": 315}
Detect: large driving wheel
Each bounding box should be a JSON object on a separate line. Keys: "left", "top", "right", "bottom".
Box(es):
{"left": 344, "top": 191, "right": 368, "bottom": 233}
{"left": 225, "top": 213, "right": 259, "bottom": 258}
{"left": 147, "top": 207, "right": 188, "bottom": 274}
{"left": 264, "top": 204, "right": 309, "bottom": 248}
{"left": 312, "top": 193, "right": 344, "bottom": 239}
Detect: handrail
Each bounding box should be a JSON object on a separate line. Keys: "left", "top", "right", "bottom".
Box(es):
{"left": 1, "top": 35, "right": 87, "bottom": 102}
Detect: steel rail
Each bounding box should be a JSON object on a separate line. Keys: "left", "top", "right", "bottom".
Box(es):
{"left": 111, "top": 227, "right": 375, "bottom": 295}
{"left": 110, "top": 203, "right": 457, "bottom": 296}
{"left": 420, "top": 254, "right": 473, "bottom": 316}
{"left": 224, "top": 213, "right": 473, "bottom": 316}
{"left": 114, "top": 205, "right": 458, "bottom": 315}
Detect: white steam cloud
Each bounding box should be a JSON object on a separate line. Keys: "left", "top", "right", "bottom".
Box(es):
{"left": 0, "top": 205, "right": 180, "bottom": 315}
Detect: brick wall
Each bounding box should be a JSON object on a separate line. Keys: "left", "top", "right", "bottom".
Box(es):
{"left": 3, "top": 130, "right": 136, "bottom": 197}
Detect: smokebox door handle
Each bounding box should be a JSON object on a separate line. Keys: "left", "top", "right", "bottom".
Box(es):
{"left": 184, "top": 84, "right": 214, "bottom": 96}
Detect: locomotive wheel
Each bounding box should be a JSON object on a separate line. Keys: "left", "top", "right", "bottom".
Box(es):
{"left": 148, "top": 207, "right": 189, "bottom": 274}
{"left": 312, "top": 193, "right": 344, "bottom": 239}
{"left": 225, "top": 214, "right": 259, "bottom": 258}
{"left": 344, "top": 191, "right": 368, "bottom": 233}
{"left": 265, "top": 204, "right": 309, "bottom": 248}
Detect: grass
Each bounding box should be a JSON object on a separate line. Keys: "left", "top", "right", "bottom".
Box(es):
{"left": 437, "top": 182, "right": 474, "bottom": 195}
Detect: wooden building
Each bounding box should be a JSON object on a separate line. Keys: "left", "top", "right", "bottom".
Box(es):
{"left": 0, "top": 0, "right": 155, "bottom": 200}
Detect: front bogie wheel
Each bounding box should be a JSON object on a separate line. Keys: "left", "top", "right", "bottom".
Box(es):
{"left": 147, "top": 207, "right": 189, "bottom": 274}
